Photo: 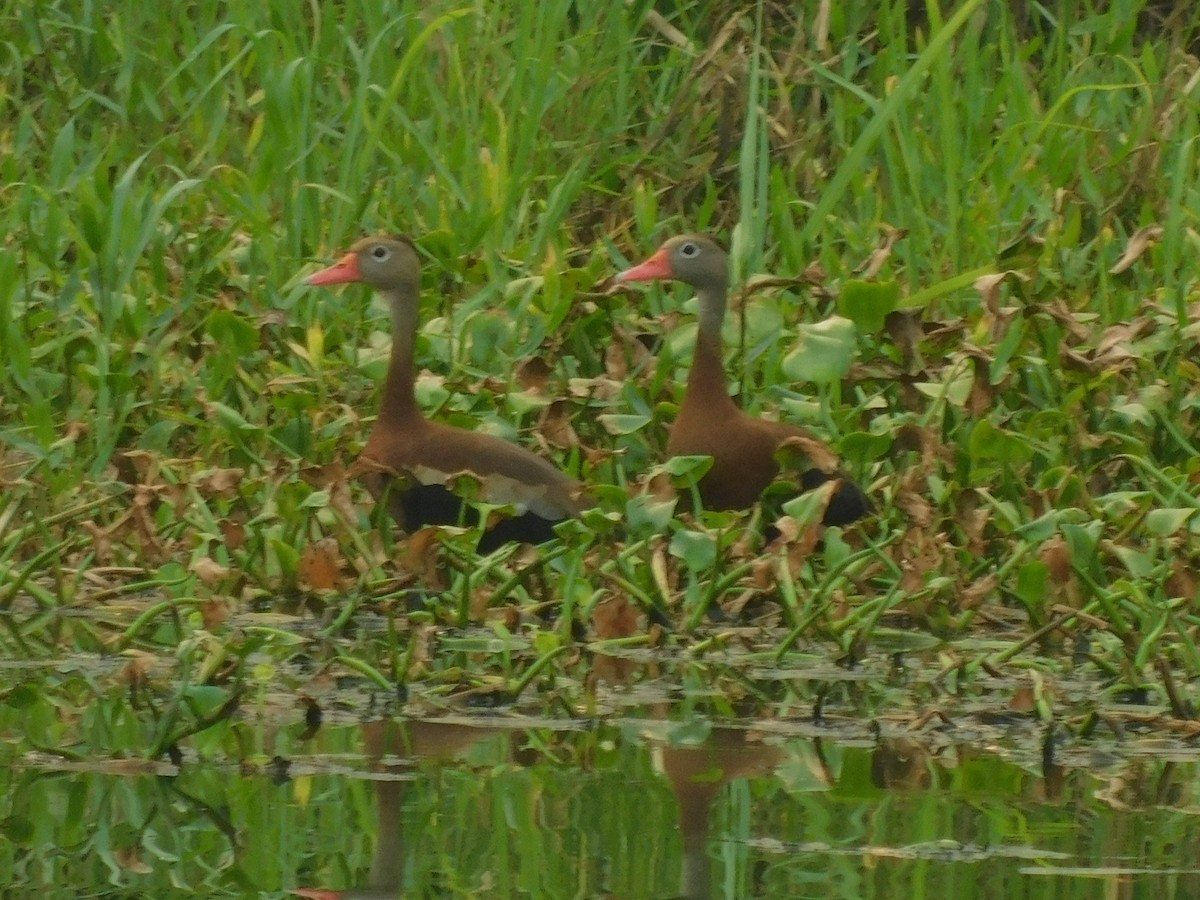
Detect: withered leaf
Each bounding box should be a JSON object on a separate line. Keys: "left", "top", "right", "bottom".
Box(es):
{"left": 404, "top": 528, "right": 446, "bottom": 587}
{"left": 884, "top": 309, "right": 925, "bottom": 370}
{"left": 298, "top": 538, "right": 343, "bottom": 591}
{"left": 1009, "top": 685, "right": 1037, "bottom": 713}
{"left": 200, "top": 598, "right": 231, "bottom": 630}
{"left": 1040, "top": 534, "right": 1073, "bottom": 585}
{"left": 855, "top": 226, "right": 908, "bottom": 279}
{"left": 117, "top": 650, "right": 156, "bottom": 687}
{"left": 220, "top": 518, "right": 247, "bottom": 552}
{"left": 195, "top": 467, "right": 245, "bottom": 498}
{"left": 959, "top": 573, "right": 998, "bottom": 610}
{"left": 895, "top": 489, "right": 933, "bottom": 528}
{"left": 1109, "top": 224, "right": 1164, "bottom": 274}
{"left": 966, "top": 354, "right": 995, "bottom": 418}
{"left": 776, "top": 434, "right": 840, "bottom": 474}
{"left": 115, "top": 847, "right": 153, "bottom": 875}
{"left": 515, "top": 355, "right": 553, "bottom": 393}
{"left": 192, "top": 557, "right": 232, "bottom": 587}
{"left": 592, "top": 594, "right": 640, "bottom": 641}
{"left": 1095, "top": 318, "right": 1155, "bottom": 359}
{"left": 538, "top": 399, "right": 580, "bottom": 450}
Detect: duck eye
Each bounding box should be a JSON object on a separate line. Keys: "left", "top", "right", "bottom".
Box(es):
{"left": 371, "top": 245, "right": 391, "bottom": 261}
{"left": 679, "top": 242, "right": 699, "bottom": 258}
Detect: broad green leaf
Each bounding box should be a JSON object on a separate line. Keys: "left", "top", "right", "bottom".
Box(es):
{"left": 781, "top": 483, "right": 833, "bottom": 525}
{"left": 968, "top": 419, "right": 1033, "bottom": 464}
{"left": 669, "top": 528, "right": 717, "bottom": 570}
{"left": 661, "top": 455, "right": 713, "bottom": 485}
{"left": 624, "top": 494, "right": 676, "bottom": 534}
{"left": 780, "top": 316, "right": 857, "bottom": 384}
{"left": 1015, "top": 560, "right": 1049, "bottom": 609}
{"left": 597, "top": 413, "right": 651, "bottom": 435}
{"left": 839, "top": 430, "right": 892, "bottom": 464}
{"left": 837, "top": 279, "right": 900, "bottom": 333}
{"left": 1145, "top": 508, "right": 1196, "bottom": 538}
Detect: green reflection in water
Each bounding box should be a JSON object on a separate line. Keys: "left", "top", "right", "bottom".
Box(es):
{"left": 3, "top": 708, "right": 1199, "bottom": 899}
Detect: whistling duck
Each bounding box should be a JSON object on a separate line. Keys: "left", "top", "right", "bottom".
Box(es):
{"left": 616, "top": 234, "right": 870, "bottom": 526}
{"left": 303, "top": 236, "right": 589, "bottom": 551}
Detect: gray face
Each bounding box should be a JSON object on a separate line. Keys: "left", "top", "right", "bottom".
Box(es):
{"left": 352, "top": 237, "right": 421, "bottom": 292}
{"left": 665, "top": 234, "right": 729, "bottom": 291}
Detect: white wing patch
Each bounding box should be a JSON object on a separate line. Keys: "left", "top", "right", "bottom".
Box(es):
{"left": 409, "top": 464, "right": 562, "bottom": 519}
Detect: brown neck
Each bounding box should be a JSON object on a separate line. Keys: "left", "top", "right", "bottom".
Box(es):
{"left": 378, "top": 286, "right": 423, "bottom": 426}
{"left": 682, "top": 281, "right": 737, "bottom": 413}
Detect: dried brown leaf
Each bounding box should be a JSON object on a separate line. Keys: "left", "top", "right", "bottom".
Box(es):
{"left": 1095, "top": 318, "right": 1155, "bottom": 359}
{"left": 200, "top": 599, "right": 231, "bottom": 630}
{"left": 515, "top": 355, "right": 553, "bottom": 393}
{"left": 1109, "top": 224, "right": 1164, "bottom": 274}
{"left": 1040, "top": 535, "right": 1073, "bottom": 585}
{"left": 117, "top": 651, "right": 156, "bottom": 687}
{"left": 856, "top": 226, "right": 908, "bottom": 279}
{"left": 1009, "top": 685, "right": 1037, "bottom": 713}
{"left": 301, "top": 460, "right": 348, "bottom": 490}
{"left": 895, "top": 489, "right": 933, "bottom": 529}
{"left": 538, "top": 399, "right": 580, "bottom": 450}
{"left": 191, "top": 557, "right": 231, "bottom": 587}
{"left": 884, "top": 309, "right": 925, "bottom": 370}
{"left": 220, "top": 517, "right": 247, "bottom": 553}
{"left": 966, "top": 353, "right": 997, "bottom": 418}
{"left": 802, "top": 259, "right": 828, "bottom": 288}
{"left": 592, "top": 594, "right": 640, "bottom": 641}
{"left": 115, "top": 847, "right": 153, "bottom": 875}
{"left": 196, "top": 467, "right": 245, "bottom": 498}
{"left": 776, "top": 434, "right": 839, "bottom": 474}
{"left": 404, "top": 528, "right": 446, "bottom": 587}
{"left": 298, "top": 538, "right": 343, "bottom": 591}
{"left": 959, "top": 573, "right": 998, "bottom": 610}
{"left": 603, "top": 326, "right": 655, "bottom": 381}
{"left": 1167, "top": 559, "right": 1198, "bottom": 602}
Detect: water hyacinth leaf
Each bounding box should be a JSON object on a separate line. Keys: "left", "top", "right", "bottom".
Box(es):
{"left": 669, "top": 528, "right": 717, "bottom": 570}
{"left": 464, "top": 312, "right": 511, "bottom": 365}
{"left": 1015, "top": 560, "right": 1049, "bottom": 609}
{"left": 1111, "top": 402, "right": 1153, "bottom": 427}
{"left": 781, "top": 483, "right": 833, "bottom": 525}
{"left": 2, "top": 815, "right": 34, "bottom": 845}
{"left": 912, "top": 368, "right": 973, "bottom": 407}
{"left": 624, "top": 494, "right": 676, "bottom": 534}
{"left": 839, "top": 430, "right": 893, "bottom": 464}
{"left": 661, "top": 454, "right": 713, "bottom": 487}
{"left": 741, "top": 296, "right": 785, "bottom": 343}
{"left": 837, "top": 279, "right": 900, "bottom": 333}
{"left": 780, "top": 316, "right": 857, "bottom": 384}
{"left": 597, "top": 413, "right": 651, "bottom": 435}
{"left": 300, "top": 490, "right": 331, "bottom": 510}
{"left": 6, "top": 684, "right": 38, "bottom": 709}
{"left": 1145, "top": 508, "right": 1196, "bottom": 538}
{"left": 1111, "top": 545, "right": 1155, "bottom": 579}
{"left": 968, "top": 419, "right": 1034, "bottom": 464}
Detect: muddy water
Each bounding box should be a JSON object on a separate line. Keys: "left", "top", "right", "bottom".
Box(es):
{"left": 6, "top": 708, "right": 1200, "bottom": 898}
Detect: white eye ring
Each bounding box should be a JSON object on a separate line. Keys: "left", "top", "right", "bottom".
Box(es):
{"left": 679, "top": 242, "right": 699, "bottom": 257}
{"left": 371, "top": 245, "right": 392, "bottom": 261}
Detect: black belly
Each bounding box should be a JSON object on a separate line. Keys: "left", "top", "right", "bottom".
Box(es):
{"left": 798, "top": 469, "right": 874, "bottom": 527}
{"left": 397, "top": 482, "right": 561, "bottom": 552}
